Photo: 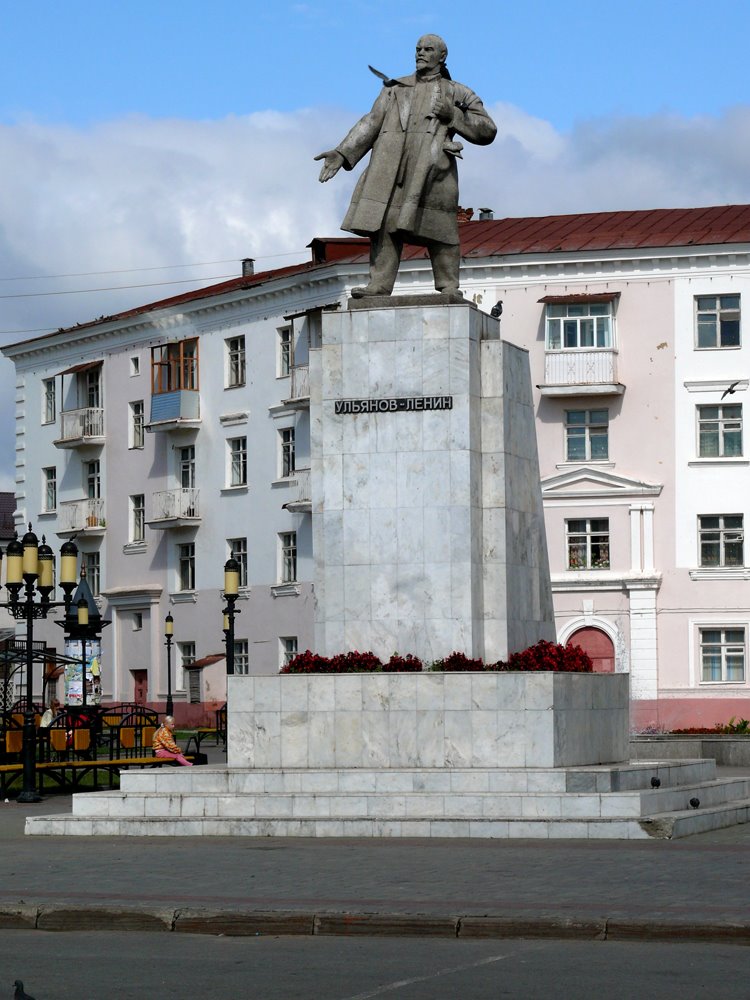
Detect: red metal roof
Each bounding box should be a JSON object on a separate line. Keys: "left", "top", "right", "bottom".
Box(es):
{"left": 9, "top": 204, "right": 750, "bottom": 347}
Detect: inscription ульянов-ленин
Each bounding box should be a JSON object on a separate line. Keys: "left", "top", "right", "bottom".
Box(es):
{"left": 335, "top": 395, "right": 453, "bottom": 415}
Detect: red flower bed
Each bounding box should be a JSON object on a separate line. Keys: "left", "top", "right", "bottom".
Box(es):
{"left": 281, "top": 642, "right": 593, "bottom": 674}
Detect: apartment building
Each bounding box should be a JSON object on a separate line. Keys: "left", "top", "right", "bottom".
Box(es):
{"left": 4, "top": 206, "right": 750, "bottom": 728}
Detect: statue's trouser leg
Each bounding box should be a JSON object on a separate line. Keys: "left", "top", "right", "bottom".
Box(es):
{"left": 428, "top": 242, "right": 461, "bottom": 292}
{"left": 366, "top": 230, "right": 404, "bottom": 294}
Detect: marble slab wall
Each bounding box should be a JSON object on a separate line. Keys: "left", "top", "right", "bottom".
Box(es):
{"left": 227, "top": 673, "right": 629, "bottom": 769}
{"left": 309, "top": 303, "right": 554, "bottom": 664}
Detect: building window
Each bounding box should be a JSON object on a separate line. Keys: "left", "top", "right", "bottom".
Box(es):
{"left": 130, "top": 356, "right": 140, "bottom": 377}
{"left": 84, "top": 551, "right": 100, "bottom": 596}
{"left": 695, "top": 295, "right": 740, "bottom": 349}
{"left": 234, "top": 639, "right": 249, "bottom": 675}
{"left": 86, "top": 369, "right": 101, "bottom": 409}
{"left": 133, "top": 612, "right": 143, "bottom": 631}
{"left": 226, "top": 335, "right": 246, "bottom": 388}
{"left": 565, "top": 409, "right": 609, "bottom": 461}
{"left": 179, "top": 445, "right": 196, "bottom": 490}
{"left": 177, "top": 641, "right": 195, "bottom": 692}
{"left": 699, "top": 514, "right": 744, "bottom": 567}
{"left": 280, "top": 531, "right": 297, "bottom": 583}
{"left": 151, "top": 337, "right": 199, "bottom": 394}
{"left": 42, "top": 378, "right": 56, "bottom": 425}
{"left": 697, "top": 403, "right": 742, "bottom": 457}
{"left": 546, "top": 303, "right": 612, "bottom": 350}
{"left": 278, "top": 326, "right": 292, "bottom": 377}
{"left": 42, "top": 467, "right": 57, "bottom": 512}
{"left": 228, "top": 437, "right": 247, "bottom": 487}
{"left": 86, "top": 459, "right": 101, "bottom": 499}
{"left": 178, "top": 542, "right": 195, "bottom": 591}
{"left": 701, "top": 627, "right": 745, "bottom": 682}
{"left": 566, "top": 518, "right": 610, "bottom": 570}
{"left": 280, "top": 636, "right": 298, "bottom": 669}
{"left": 279, "top": 427, "right": 296, "bottom": 478}
{"left": 228, "top": 537, "right": 248, "bottom": 588}
{"left": 129, "top": 400, "right": 145, "bottom": 449}
{"left": 130, "top": 494, "right": 145, "bottom": 543}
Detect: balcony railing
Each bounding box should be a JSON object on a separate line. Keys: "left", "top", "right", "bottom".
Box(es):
{"left": 58, "top": 498, "right": 105, "bottom": 534}
{"left": 541, "top": 349, "right": 623, "bottom": 395}
{"left": 150, "top": 488, "right": 200, "bottom": 523}
{"left": 283, "top": 468, "right": 311, "bottom": 512}
{"left": 283, "top": 365, "right": 310, "bottom": 407}
{"left": 56, "top": 407, "right": 104, "bottom": 445}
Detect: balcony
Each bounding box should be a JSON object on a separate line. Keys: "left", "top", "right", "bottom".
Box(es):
{"left": 282, "top": 468, "right": 312, "bottom": 513}
{"left": 147, "top": 390, "right": 200, "bottom": 431}
{"left": 57, "top": 498, "right": 106, "bottom": 537}
{"left": 146, "top": 488, "right": 201, "bottom": 529}
{"left": 539, "top": 350, "right": 624, "bottom": 397}
{"left": 282, "top": 365, "right": 310, "bottom": 408}
{"left": 54, "top": 407, "right": 105, "bottom": 448}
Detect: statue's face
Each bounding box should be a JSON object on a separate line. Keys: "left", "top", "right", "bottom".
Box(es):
{"left": 415, "top": 36, "right": 445, "bottom": 74}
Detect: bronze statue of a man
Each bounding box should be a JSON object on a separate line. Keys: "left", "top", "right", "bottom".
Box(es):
{"left": 316, "top": 35, "right": 496, "bottom": 299}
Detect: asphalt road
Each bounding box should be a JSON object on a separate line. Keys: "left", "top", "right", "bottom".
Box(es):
{"left": 2, "top": 931, "right": 750, "bottom": 999}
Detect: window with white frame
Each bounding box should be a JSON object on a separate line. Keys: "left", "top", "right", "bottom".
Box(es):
{"left": 179, "top": 445, "right": 196, "bottom": 489}
{"left": 699, "top": 514, "right": 744, "bottom": 567}
{"left": 176, "top": 640, "right": 195, "bottom": 691}
{"left": 695, "top": 295, "right": 740, "bottom": 349}
{"left": 130, "top": 494, "right": 145, "bottom": 543}
{"left": 278, "top": 326, "right": 292, "bottom": 377}
{"left": 130, "top": 356, "right": 140, "bottom": 377}
{"left": 234, "top": 639, "right": 249, "bottom": 675}
{"left": 178, "top": 542, "right": 195, "bottom": 591}
{"left": 86, "top": 368, "right": 101, "bottom": 408}
{"left": 566, "top": 518, "right": 610, "bottom": 570}
{"left": 42, "top": 378, "right": 56, "bottom": 425}
{"left": 280, "top": 636, "right": 298, "bottom": 669}
{"left": 84, "top": 551, "right": 100, "bottom": 596}
{"left": 697, "top": 403, "right": 742, "bottom": 457}
{"left": 133, "top": 612, "right": 143, "bottom": 631}
{"left": 228, "top": 437, "right": 247, "bottom": 487}
{"left": 129, "top": 400, "right": 144, "bottom": 449}
{"left": 42, "top": 467, "right": 57, "bottom": 512}
{"left": 279, "top": 531, "right": 297, "bottom": 583}
{"left": 545, "top": 302, "right": 613, "bottom": 350}
{"left": 565, "top": 409, "right": 609, "bottom": 461}
{"left": 86, "top": 459, "right": 101, "bottom": 499}
{"left": 226, "top": 335, "right": 246, "bottom": 388}
{"left": 227, "top": 537, "right": 248, "bottom": 588}
{"left": 700, "top": 627, "right": 745, "bottom": 682}
{"left": 279, "top": 427, "right": 295, "bottom": 478}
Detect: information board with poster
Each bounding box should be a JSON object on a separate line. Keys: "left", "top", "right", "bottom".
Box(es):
{"left": 63, "top": 638, "right": 102, "bottom": 705}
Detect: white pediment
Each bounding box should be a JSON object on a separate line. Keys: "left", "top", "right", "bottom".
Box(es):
{"left": 541, "top": 467, "right": 662, "bottom": 500}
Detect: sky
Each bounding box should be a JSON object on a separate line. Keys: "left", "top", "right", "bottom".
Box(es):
{"left": 0, "top": 0, "right": 750, "bottom": 487}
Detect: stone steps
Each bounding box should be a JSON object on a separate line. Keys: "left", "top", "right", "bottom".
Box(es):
{"left": 23, "top": 759, "right": 750, "bottom": 840}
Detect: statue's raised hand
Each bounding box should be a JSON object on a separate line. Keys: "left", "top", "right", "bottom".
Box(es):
{"left": 315, "top": 149, "right": 345, "bottom": 182}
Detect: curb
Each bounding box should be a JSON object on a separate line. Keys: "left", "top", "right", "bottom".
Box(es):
{"left": 2, "top": 904, "right": 750, "bottom": 944}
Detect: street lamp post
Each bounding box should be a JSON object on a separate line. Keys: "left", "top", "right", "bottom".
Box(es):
{"left": 222, "top": 555, "right": 241, "bottom": 675}
{"left": 1, "top": 528, "right": 78, "bottom": 802}
{"left": 164, "top": 613, "right": 174, "bottom": 716}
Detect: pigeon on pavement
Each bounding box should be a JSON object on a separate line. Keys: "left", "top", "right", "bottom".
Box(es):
{"left": 14, "top": 981, "right": 36, "bottom": 1000}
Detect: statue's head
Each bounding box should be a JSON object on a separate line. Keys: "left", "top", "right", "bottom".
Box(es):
{"left": 415, "top": 35, "right": 448, "bottom": 76}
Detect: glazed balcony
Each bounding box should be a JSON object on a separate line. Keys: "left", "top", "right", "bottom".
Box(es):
{"left": 54, "top": 407, "right": 105, "bottom": 448}
{"left": 539, "top": 349, "right": 624, "bottom": 397}
{"left": 57, "top": 498, "right": 106, "bottom": 537}
{"left": 146, "top": 488, "right": 201, "bottom": 529}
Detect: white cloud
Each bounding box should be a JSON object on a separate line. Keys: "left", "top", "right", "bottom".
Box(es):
{"left": 1, "top": 101, "right": 750, "bottom": 485}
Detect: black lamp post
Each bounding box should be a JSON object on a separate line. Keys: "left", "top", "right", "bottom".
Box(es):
{"left": 164, "top": 613, "right": 174, "bottom": 716}
{"left": 222, "top": 555, "right": 240, "bottom": 675}
{"left": 1, "top": 527, "right": 78, "bottom": 802}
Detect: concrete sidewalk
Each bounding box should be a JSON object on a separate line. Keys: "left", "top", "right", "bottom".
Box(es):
{"left": 2, "top": 765, "right": 750, "bottom": 944}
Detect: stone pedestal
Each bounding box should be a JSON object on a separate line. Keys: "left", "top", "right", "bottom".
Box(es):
{"left": 309, "top": 302, "right": 554, "bottom": 663}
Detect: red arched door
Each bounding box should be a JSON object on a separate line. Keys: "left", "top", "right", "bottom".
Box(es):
{"left": 569, "top": 627, "right": 615, "bottom": 673}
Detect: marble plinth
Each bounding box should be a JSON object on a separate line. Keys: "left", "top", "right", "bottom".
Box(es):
{"left": 309, "top": 302, "right": 555, "bottom": 663}
{"left": 227, "top": 673, "right": 630, "bottom": 770}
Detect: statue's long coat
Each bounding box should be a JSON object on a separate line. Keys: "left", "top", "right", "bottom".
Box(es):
{"left": 336, "top": 74, "right": 496, "bottom": 246}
